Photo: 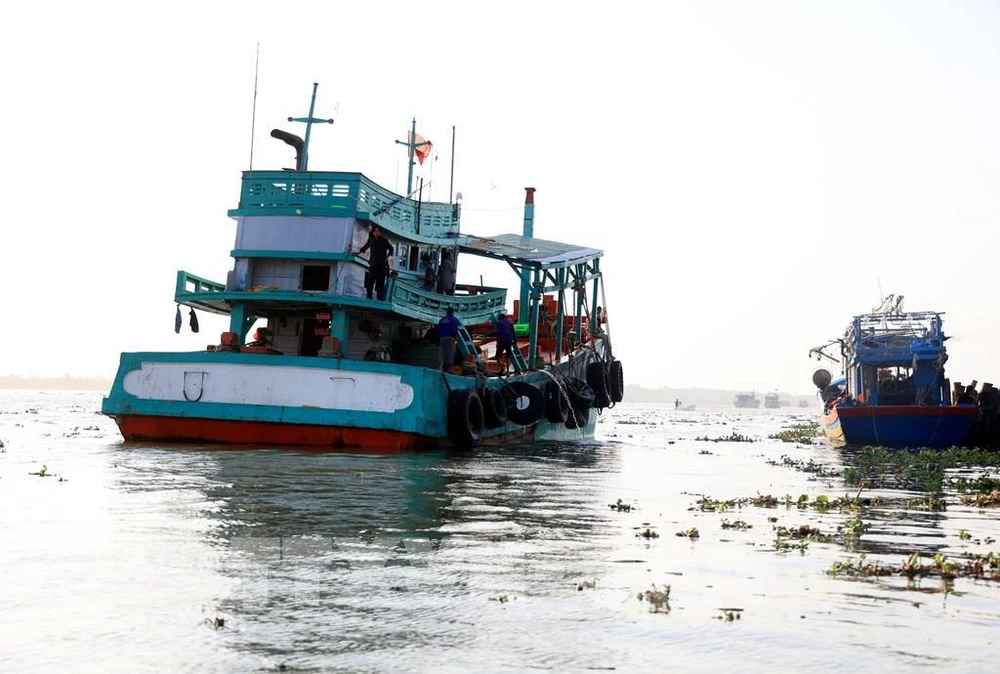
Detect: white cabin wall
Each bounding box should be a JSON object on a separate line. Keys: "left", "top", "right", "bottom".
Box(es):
{"left": 335, "top": 264, "right": 366, "bottom": 298}
{"left": 235, "top": 216, "right": 354, "bottom": 252}
{"left": 250, "top": 260, "right": 301, "bottom": 290}
{"left": 269, "top": 316, "right": 300, "bottom": 355}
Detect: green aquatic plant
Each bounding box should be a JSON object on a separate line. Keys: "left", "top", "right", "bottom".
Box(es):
{"left": 840, "top": 515, "right": 870, "bottom": 539}
{"left": 720, "top": 519, "right": 752, "bottom": 530}
{"left": 774, "top": 524, "right": 833, "bottom": 543}
{"left": 829, "top": 551, "right": 1000, "bottom": 581}
{"left": 676, "top": 527, "right": 700, "bottom": 539}
{"left": 767, "top": 454, "right": 841, "bottom": 477}
{"left": 906, "top": 495, "right": 948, "bottom": 511}
{"left": 953, "top": 475, "right": 1000, "bottom": 494}
{"left": 769, "top": 422, "right": 821, "bottom": 444}
{"left": 636, "top": 528, "right": 659, "bottom": 539}
{"left": 695, "top": 432, "right": 755, "bottom": 443}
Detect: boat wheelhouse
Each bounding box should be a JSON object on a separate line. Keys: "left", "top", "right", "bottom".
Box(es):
{"left": 809, "top": 295, "right": 976, "bottom": 449}
{"left": 101, "top": 85, "right": 624, "bottom": 451}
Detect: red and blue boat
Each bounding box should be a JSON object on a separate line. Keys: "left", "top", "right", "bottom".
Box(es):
{"left": 809, "top": 295, "right": 977, "bottom": 449}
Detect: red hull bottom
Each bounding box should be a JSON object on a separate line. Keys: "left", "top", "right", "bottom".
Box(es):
{"left": 112, "top": 415, "right": 536, "bottom": 453}
{"left": 114, "top": 415, "right": 436, "bottom": 453}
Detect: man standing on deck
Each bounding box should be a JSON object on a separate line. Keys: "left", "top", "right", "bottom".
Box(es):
{"left": 356, "top": 225, "right": 394, "bottom": 300}
{"left": 438, "top": 307, "right": 461, "bottom": 371}
{"left": 438, "top": 249, "right": 456, "bottom": 296}
{"left": 495, "top": 313, "right": 516, "bottom": 374}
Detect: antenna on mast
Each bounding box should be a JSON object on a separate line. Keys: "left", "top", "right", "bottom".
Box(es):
{"left": 284, "top": 83, "right": 334, "bottom": 171}
{"left": 449, "top": 125, "right": 456, "bottom": 203}
{"left": 249, "top": 42, "right": 261, "bottom": 169}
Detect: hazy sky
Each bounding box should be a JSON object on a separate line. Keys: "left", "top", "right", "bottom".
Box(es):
{"left": 3, "top": 1, "right": 1000, "bottom": 394}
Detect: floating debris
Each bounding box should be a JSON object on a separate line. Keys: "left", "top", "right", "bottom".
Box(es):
{"left": 958, "top": 491, "right": 1000, "bottom": 507}
{"left": 675, "top": 527, "right": 700, "bottom": 539}
{"left": 636, "top": 527, "right": 659, "bottom": 539}
{"left": 489, "top": 595, "right": 515, "bottom": 603}
{"left": 575, "top": 579, "right": 597, "bottom": 591}
{"left": 715, "top": 608, "right": 744, "bottom": 621}
{"left": 636, "top": 583, "right": 671, "bottom": 612}
{"left": 609, "top": 498, "right": 634, "bottom": 512}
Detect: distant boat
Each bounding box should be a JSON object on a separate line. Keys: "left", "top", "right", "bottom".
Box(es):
{"left": 734, "top": 391, "right": 760, "bottom": 408}
{"left": 808, "top": 294, "right": 976, "bottom": 449}
{"left": 798, "top": 400, "right": 810, "bottom": 408}
{"left": 764, "top": 391, "right": 781, "bottom": 408}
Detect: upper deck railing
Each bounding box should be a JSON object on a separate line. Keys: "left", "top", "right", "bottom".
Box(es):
{"left": 844, "top": 311, "right": 947, "bottom": 366}
{"left": 228, "top": 171, "right": 459, "bottom": 240}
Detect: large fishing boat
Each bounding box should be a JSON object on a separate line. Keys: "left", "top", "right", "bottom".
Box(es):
{"left": 734, "top": 391, "right": 760, "bottom": 408}
{"left": 808, "top": 294, "right": 976, "bottom": 449}
{"left": 101, "top": 85, "right": 623, "bottom": 452}
{"left": 764, "top": 391, "right": 781, "bottom": 409}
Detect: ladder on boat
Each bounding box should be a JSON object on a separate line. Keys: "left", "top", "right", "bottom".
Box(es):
{"left": 509, "top": 343, "right": 528, "bottom": 373}
{"left": 456, "top": 327, "right": 481, "bottom": 363}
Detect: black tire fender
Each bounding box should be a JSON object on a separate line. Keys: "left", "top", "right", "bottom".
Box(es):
{"left": 544, "top": 380, "right": 569, "bottom": 423}
{"left": 448, "top": 389, "right": 485, "bottom": 448}
{"left": 482, "top": 386, "right": 508, "bottom": 430}
{"left": 503, "top": 381, "right": 544, "bottom": 426}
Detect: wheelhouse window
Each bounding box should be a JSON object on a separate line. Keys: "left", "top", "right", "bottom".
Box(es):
{"left": 301, "top": 265, "right": 331, "bottom": 291}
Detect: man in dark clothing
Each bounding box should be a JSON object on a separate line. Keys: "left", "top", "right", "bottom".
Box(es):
{"left": 420, "top": 252, "right": 435, "bottom": 291}
{"left": 494, "top": 313, "right": 516, "bottom": 373}
{"left": 357, "top": 225, "right": 394, "bottom": 300}
{"left": 437, "top": 307, "right": 461, "bottom": 371}
{"left": 438, "top": 249, "right": 456, "bottom": 295}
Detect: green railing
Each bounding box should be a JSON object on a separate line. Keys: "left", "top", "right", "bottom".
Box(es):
{"left": 229, "top": 171, "right": 459, "bottom": 240}
{"left": 175, "top": 270, "right": 226, "bottom": 297}
{"left": 390, "top": 278, "right": 507, "bottom": 325}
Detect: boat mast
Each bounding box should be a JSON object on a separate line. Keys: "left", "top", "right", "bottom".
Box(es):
{"left": 395, "top": 118, "right": 432, "bottom": 196}
{"left": 287, "top": 82, "right": 334, "bottom": 171}
{"left": 518, "top": 187, "right": 536, "bottom": 324}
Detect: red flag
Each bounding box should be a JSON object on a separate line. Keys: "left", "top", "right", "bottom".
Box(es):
{"left": 408, "top": 131, "right": 433, "bottom": 165}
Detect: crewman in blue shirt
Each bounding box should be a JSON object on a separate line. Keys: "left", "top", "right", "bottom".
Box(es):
{"left": 438, "top": 307, "right": 461, "bottom": 371}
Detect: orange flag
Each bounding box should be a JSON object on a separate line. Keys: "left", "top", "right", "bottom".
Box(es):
{"left": 408, "top": 131, "right": 433, "bottom": 165}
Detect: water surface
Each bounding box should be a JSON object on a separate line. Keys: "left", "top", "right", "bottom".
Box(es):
{"left": 2, "top": 392, "right": 998, "bottom": 673}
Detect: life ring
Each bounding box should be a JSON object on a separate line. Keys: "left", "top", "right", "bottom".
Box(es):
{"left": 607, "top": 360, "right": 624, "bottom": 403}
{"left": 587, "top": 361, "right": 611, "bottom": 409}
{"left": 562, "top": 376, "right": 595, "bottom": 411}
{"left": 544, "top": 380, "right": 570, "bottom": 423}
{"left": 448, "top": 389, "right": 485, "bottom": 448}
{"left": 482, "top": 386, "right": 508, "bottom": 429}
{"left": 503, "top": 381, "right": 544, "bottom": 426}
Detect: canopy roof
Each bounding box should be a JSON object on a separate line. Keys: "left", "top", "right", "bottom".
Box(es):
{"left": 457, "top": 233, "right": 602, "bottom": 268}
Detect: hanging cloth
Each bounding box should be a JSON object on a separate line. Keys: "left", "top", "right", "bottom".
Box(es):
{"left": 174, "top": 305, "right": 182, "bottom": 334}
{"left": 189, "top": 308, "right": 200, "bottom": 334}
